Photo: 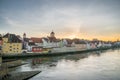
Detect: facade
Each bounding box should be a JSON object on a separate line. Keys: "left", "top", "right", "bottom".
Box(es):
{"left": 25, "top": 37, "right": 43, "bottom": 52}
{"left": 26, "top": 42, "right": 35, "bottom": 52}
{"left": 42, "top": 31, "right": 61, "bottom": 48}
{"left": 30, "top": 37, "right": 43, "bottom": 46}
{"left": 0, "top": 54, "right": 2, "bottom": 64}
{"left": 2, "top": 33, "right": 22, "bottom": 54}
{"left": 32, "top": 47, "right": 42, "bottom": 53}
{"left": 32, "top": 47, "right": 51, "bottom": 53}
{"left": 0, "top": 34, "right": 2, "bottom": 53}
{"left": 22, "top": 33, "right": 29, "bottom": 49}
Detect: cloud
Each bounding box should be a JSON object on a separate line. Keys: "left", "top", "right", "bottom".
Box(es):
{"left": 0, "top": 0, "right": 120, "bottom": 40}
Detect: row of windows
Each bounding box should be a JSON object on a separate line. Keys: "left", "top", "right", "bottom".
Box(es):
{"left": 33, "top": 48, "right": 42, "bottom": 51}
{"left": 5, "top": 51, "right": 20, "bottom": 53}
{"left": 0, "top": 47, "right": 21, "bottom": 50}
{"left": 9, "top": 49, "right": 20, "bottom": 51}
{"left": 9, "top": 47, "right": 19, "bottom": 49}
{"left": 32, "top": 48, "right": 49, "bottom": 51}
{"left": 3, "top": 44, "right": 20, "bottom": 47}
{"left": 3, "top": 41, "right": 7, "bottom": 43}
{"left": 10, "top": 44, "right": 19, "bottom": 46}
{"left": 9, "top": 45, "right": 20, "bottom": 47}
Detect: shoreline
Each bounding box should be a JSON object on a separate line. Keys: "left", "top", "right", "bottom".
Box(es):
{"left": 2, "top": 46, "right": 119, "bottom": 59}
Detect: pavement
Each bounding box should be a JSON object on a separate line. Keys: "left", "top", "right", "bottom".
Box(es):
{"left": 3, "top": 71, "right": 41, "bottom": 80}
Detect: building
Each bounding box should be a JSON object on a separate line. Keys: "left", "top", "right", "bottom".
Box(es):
{"left": 2, "top": 33, "right": 22, "bottom": 54}
{"left": 50, "top": 31, "right": 55, "bottom": 37}
{"left": 74, "top": 40, "right": 87, "bottom": 50}
{"left": 42, "top": 31, "right": 61, "bottom": 48}
{"left": 0, "top": 54, "right": 2, "bottom": 64}
{"left": 30, "top": 37, "right": 43, "bottom": 46}
{"left": 0, "top": 34, "right": 2, "bottom": 53}
{"left": 47, "top": 31, "right": 57, "bottom": 42}
{"left": 32, "top": 47, "right": 42, "bottom": 53}
{"left": 23, "top": 37, "right": 43, "bottom": 52}
{"left": 27, "top": 42, "right": 36, "bottom": 52}
{"left": 22, "top": 33, "right": 29, "bottom": 49}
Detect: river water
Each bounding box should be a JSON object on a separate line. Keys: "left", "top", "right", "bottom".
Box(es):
{"left": 13, "top": 49, "right": 120, "bottom": 80}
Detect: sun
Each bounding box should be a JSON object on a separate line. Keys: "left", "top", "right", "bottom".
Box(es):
{"left": 68, "top": 35, "right": 76, "bottom": 39}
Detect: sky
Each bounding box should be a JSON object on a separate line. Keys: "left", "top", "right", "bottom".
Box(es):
{"left": 0, "top": 0, "right": 120, "bottom": 41}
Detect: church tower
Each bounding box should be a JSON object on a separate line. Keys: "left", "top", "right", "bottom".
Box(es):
{"left": 50, "top": 31, "right": 55, "bottom": 37}
{"left": 23, "top": 33, "right": 26, "bottom": 39}
{"left": 23, "top": 33, "right": 26, "bottom": 49}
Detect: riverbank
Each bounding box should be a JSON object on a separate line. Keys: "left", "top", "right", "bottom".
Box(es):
{"left": 2, "top": 46, "right": 119, "bottom": 59}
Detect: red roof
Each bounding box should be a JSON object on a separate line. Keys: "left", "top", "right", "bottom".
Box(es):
{"left": 30, "top": 37, "right": 43, "bottom": 43}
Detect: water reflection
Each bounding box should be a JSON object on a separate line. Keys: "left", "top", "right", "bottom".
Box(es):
{"left": 11, "top": 49, "right": 120, "bottom": 80}
{"left": 30, "top": 51, "right": 103, "bottom": 65}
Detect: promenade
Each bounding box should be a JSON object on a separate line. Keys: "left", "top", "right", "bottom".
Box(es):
{"left": 2, "top": 46, "right": 118, "bottom": 59}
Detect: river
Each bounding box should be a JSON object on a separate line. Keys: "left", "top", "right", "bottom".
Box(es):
{"left": 12, "top": 49, "right": 120, "bottom": 80}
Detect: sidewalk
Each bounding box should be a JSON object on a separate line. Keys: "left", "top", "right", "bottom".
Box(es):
{"left": 5, "top": 71, "right": 41, "bottom": 80}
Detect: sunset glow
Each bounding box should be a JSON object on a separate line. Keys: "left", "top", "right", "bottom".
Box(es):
{"left": 0, "top": 0, "right": 120, "bottom": 41}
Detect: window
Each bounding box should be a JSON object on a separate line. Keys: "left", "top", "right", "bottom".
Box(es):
{"left": 10, "top": 49, "right": 12, "bottom": 51}
{"left": 37, "top": 48, "right": 39, "bottom": 50}
{"left": 40, "top": 48, "right": 42, "bottom": 50}
{"left": 34, "top": 48, "right": 36, "bottom": 50}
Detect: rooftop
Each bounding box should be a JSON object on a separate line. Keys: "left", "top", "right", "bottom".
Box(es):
{"left": 3, "top": 33, "right": 22, "bottom": 43}
{"left": 30, "top": 37, "right": 43, "bottom": 43}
